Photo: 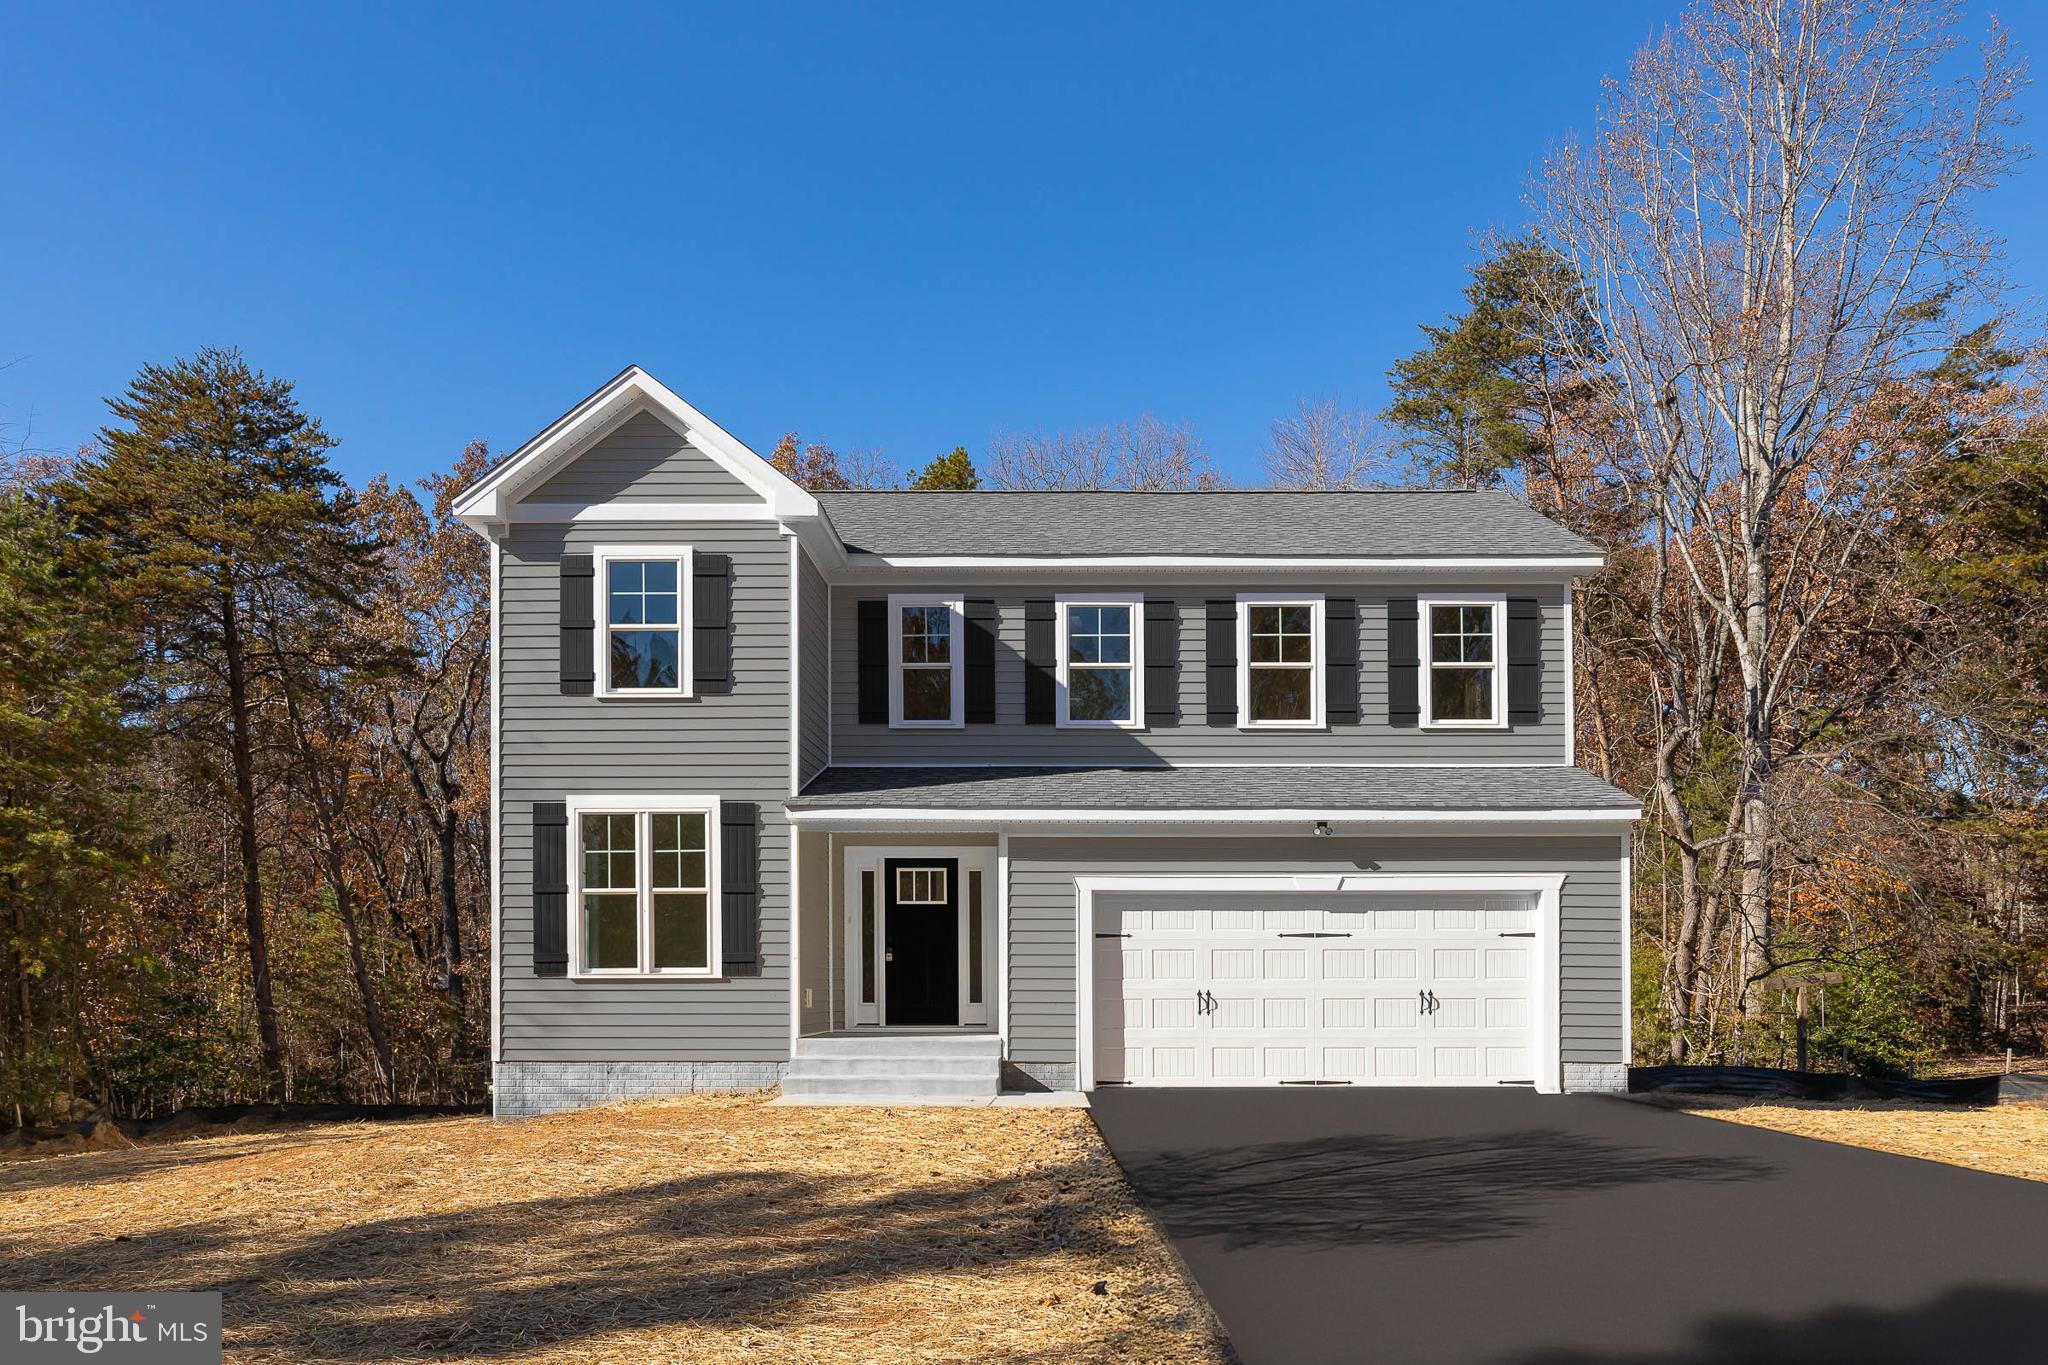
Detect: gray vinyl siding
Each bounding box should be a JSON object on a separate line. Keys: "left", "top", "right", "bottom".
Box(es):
{"left": 830, "top": 583, "right": 1568, "bottom": 765}
{"left": 1004, "top": 834, "right": 1625, "bottom": 1074}
{"left": 499, "top": 519, "right": 792, "bottom": 1063}
{"left": 797, "top": 549, "right": 831, "bottom": 786}
{"left": 795, "top": 830, "right": 831, "bottom": 1037}
{"left": 525, "top": 411, "right": 760, "bottom": 503}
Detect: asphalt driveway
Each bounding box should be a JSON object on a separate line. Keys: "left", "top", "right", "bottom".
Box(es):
{"left": 1091, "top": 1089, "right": 2048, "bottom": 1364}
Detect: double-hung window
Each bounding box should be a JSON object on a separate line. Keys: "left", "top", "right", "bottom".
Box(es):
{"left": 596, "top": 546, "right": 692, "bottom": 697}
{"left": 1057, "top": 593, "right": 1143, "bottom": 727}
{"left": 572, "top": 799, "right": 718, "bottom": 975}
{"left": 1420, "top": 594, "right": 1506, "bottom": 727}
{"left": 888, "top": 594, "right": 964, "bottom": 727}
{"left": 1237, "top": 594, "right": 1324, "bottom": 728}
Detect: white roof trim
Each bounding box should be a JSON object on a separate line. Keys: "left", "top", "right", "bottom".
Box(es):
{"left": 838, "top": 553, "right": 1605, "bottom": 576}
{"left": 452, "top": 366, "right": 820, "bottom": 530}
{"left": 786, "top": 806, "right": 1640, "bottom": 827}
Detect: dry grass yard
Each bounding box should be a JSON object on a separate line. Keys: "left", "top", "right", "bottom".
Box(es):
{"left": 1680, "top": 1097, "right": 2048, "bottom": 1184}
{"left": 0, "top": 1095, "right": 1228, "bottom": 1364}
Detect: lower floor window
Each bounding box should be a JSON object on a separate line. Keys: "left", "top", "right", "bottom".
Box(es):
{"left": 577, "top": 804, "right": 716, "bottom": 974}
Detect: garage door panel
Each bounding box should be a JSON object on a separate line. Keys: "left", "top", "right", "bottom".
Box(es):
{"left": 1322, "top": 947, "right": 1368, "bottom": 979}
{"left": 1374, "top": 948, "right": 1420, "bottom": 979}
{"left": 1260, "top": 947, "right": 1307, "bottom": 980}
{"left": 1094, "top": 891, "right": 1539, "bottom": 1087}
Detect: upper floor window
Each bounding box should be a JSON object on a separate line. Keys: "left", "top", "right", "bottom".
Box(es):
{"left": 573, "top": 799, "right": 717, "bottom": 976}
{"left": 597, "top": 546, "right": 692, "bottom": 697}
{"left": 1058, "top": 593, "right": 1144, "bottom": 728}
{"left": 1237, "top": 594, "right": 1324, "bottom": 728}
{"left": 889, "top": 594, "right": 964, "bottom": 727}
{"left": 1420, "top": 594, "right": 1506, "bottom": 727}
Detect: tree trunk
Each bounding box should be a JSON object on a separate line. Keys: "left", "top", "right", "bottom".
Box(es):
{"left": 221, "top": 588, "right": 285, "bottom": 1089}
{"left": 434, "top": 802, "right": 468, "bottom": 1063}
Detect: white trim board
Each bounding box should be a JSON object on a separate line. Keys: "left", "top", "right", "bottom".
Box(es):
{"left": 1074, "top": 872, "right": 1567, "bottom": 1095}
{"left": 788, "top": 807, "right": 1640, "bottom": 829}
{"left": 840, "top": 553, "right": 1605, "bottom": 575}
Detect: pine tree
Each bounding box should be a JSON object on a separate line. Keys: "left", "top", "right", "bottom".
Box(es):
{"left": 1384, "top": 238, "right": 1599, "bottom": 488}
{"left": 0, "top": 476, "right": 138, "bottom": 1124}
{"left": 67, "top": 348, "right": 381, "bottom": 1093}
{"left": 908, "top": 446, "right": 981, "bottom": 490}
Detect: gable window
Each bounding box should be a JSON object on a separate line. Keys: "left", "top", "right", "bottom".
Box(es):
{"left": 572, "top": 798, "right": 718, "bottom": 976}
{"left": 1237, "top": 594, "right": 1325, "bottom": 728}
{"left": 1420, "top": 594, "right": 1507, "bottom": 727}
{"left": 596, "top": 546, "right": 692, "bottom": 697}
{"left": 1057, "top": 593, "right": 1144, "bottom": 728}
{"left": 888, "top": 594, "right": 965, "bottom": 727}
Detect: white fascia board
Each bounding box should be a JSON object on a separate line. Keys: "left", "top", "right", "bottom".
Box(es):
{"left": 452, "top": 366, "right": 821, "bottom": 532}
{"left": 834, "top": 552, "right": 1606, "bottom": 580}
{"left": 786, "top": 806, "right": 1641, "bottom": 829}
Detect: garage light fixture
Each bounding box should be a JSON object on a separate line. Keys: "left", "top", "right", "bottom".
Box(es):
{"left": 1313, "top": 820, "right": 1333, "bottom": 837}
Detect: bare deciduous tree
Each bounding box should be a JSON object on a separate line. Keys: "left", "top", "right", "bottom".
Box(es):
{"left": 986, "top": 415, "right": 1225, "bottom": 490}
{"left": 1262, "top": 397, "right": 1397, "bottom": 489}
{"left": 1535, "top": 0, "right": 2022, "bottom": 1050}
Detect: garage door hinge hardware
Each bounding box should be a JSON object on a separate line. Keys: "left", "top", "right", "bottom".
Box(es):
{"left": 1277, "top": 931, "right": 1351, "bottom": 938}
{"left": 1094, "top": 932, "right": 1132, "bottom": 939}
{"left": 1498, "top": 931, "right": 1536, "bottom": 938}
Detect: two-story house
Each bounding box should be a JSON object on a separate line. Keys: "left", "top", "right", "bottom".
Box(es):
{"left": 454, "top": 367, "right": 1640, "bottom": 1117}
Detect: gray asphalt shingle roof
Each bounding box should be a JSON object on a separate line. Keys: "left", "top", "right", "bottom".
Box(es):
{"left": 789, "top": 765, "right": 1639, "bottom": 813}
{"left": 812, "top": 490, "right": 1601, "bottom": 559}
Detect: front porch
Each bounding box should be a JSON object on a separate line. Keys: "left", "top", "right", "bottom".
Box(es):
{"left": 791, "top": 831, "right": 1012, "bottom": 1100}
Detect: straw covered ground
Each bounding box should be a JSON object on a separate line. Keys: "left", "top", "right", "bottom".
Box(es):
{"left": 0, "top": 1094, "right": 1230, "bottom": 1364}
{"left": 1678, "top": 1095, "right": 2048, "bottom": 1183}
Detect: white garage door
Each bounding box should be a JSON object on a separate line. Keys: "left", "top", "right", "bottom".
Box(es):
{"left": 1093, "top": 893, "right": 1536, "bottom": 1086}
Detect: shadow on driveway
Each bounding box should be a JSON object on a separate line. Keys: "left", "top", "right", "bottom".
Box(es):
{"left": 1093, "top": 1088, "right": 2048, "bottom": 1365}
{"left": 1122, "top": 1126, "right": 1774, "bottom": 1250}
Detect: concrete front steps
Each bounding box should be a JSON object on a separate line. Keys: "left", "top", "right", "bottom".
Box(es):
{"left": 777, "top": 1032, "right": 1002, "bottom": 1104}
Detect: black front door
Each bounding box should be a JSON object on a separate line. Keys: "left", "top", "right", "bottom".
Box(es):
{"left": 884, "top": 858, "right": 958, "bottom": 1025}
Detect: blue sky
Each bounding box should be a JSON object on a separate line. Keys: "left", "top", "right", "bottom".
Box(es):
{"left": 5, "top": 3, "right": 2044, "bottom": 489}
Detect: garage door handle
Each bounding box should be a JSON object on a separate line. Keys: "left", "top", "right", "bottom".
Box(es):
{"left": 1277, "top": 931, "right": 1351, "bottom": 938}
{"left": 1498, "top": 931, "right": 1535, "bottom": 938}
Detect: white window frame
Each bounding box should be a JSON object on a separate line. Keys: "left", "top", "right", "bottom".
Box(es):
{"left": 1056, "top": 591, "right": 1145, "bottom": 729}
{"left": 1236, "top": 593, "right": 1325, "bottom": 730}
{"left": 567, "top": 794, "right": 722, "bottom": 978}
{"left": 888, "top": 593, "right": 966, "bottom": 728}
{"left": 593, "top": 545, "right": 694, "bottom": 700}
{"left": 1418, "top": 592, "right": 1509, "bottom": 730}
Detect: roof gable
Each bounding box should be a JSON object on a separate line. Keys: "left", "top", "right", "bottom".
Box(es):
{"left": 452, "top": 366, "right": 818, "bottom": 530}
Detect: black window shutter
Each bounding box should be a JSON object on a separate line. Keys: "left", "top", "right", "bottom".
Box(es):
{"left": 693, "top": 552, "right": 733, "bottom": 694}
{"left": 965, "top": 599, "right": 998, "bottom": 724}
{"left": 856, "top": 600, "right": 887, "bottom": 724}
{"left": 1387, "top": 597, "right": 1421, "bottom": 727}
{"left": 1507, "top": 597, "right": 1543, "bottom": 724}
{"left": 1205, "top": 599, "right": 1237, "bottom": 726}
{"left": 1143, "top": 599, "right": 1180, "bottom": 727}
{"left": 532, "top": 801, "right": 569, "bottom": 977}
{"left": 1024, "top": 599, "right": 1056, "bottom": 725}
{"left": 559, "top": 556, "right": 595, "bottom": 696}
{"left": 1327, "top": 596, "right": 1360, "bottom": 725}
{"left": 721, "top": 802, "right": 761, "bottom": 977}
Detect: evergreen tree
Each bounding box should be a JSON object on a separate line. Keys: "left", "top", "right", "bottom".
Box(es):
{"left": 0, "top": 475, "right": 139, "bottom": 1124}
{"left": 907, "top": 446, "right": 981, "bottom": 490}
{"left": 1384, "top": 238, "right": 1599, "bottom": 488}
{"left": 66, "top": 348, "right": 381, "bottom": 1092}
